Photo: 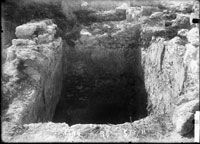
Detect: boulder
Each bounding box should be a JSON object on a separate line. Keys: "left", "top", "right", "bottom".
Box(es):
{"left": 183, "top": 44, "right": 198, "bottom": 65}
{"left": 172, "top": 14, "right": 190, "bottom": 29}
{"left": 38, "top": 33, "right": 52, "bottom": 44}
{"left": 81, "top": 1, "right": 88, "bottom": 7}
{"left": 149, "top": 12, "right": 163, "bottom": 19}
{"left": 187, "top": 27, "right": 199, "bottom": 46}
{"left": 126, "top": 7, "right": 141, "bottom": 22}
{"left": 188, "top": 59, "right": 199, "bottom": 74}
{"left": 15, "top": 19, "right": 57, "bottom": 45}
{"left": 12, "top": 39, "right": 36, "bottom": 46}
{"left": 103, "top": 24, "right": 111, "bottom": 29}
{"left": 115, "top": 3, "right": 129, "bottom": 13}
{"left": 190, "top": 12, "right": 199, "bottom": 27}
{"left": 5, "top": 48, "right": 16, "bottom": 62}
{"left": 172, "top": 100, "right": 199, "bottom": 135}
{"left": 192, "top": 0, "right": 199, "bottom": 26}
{"left": 89, "top": 10, "right": 126, "bottom": 22}
{"left": 3, "top": 59, "right": 19, "bottom": 78}
{"left": 166, "top": 2, "right": 193, "bottom": 13}
{"left": 15, "top": 19, "right": 53, "bottom": 39}
{"left": 93, "top": 28, "right": 101, "bottom": 34}
{"left": 161, "top": 13, "right": 177, "bottom": 20}
{"left": 140, "top": 6, "right": 159, "bottom": 16}
{"left": 79, "top": 29, "right": 97, "bottom": 46}
{"left": 177, "top": 29, "right": 189, "bottom": 38}
{"left": 80, "top": 29, "right": 92, "bottom": 36}
{"left": 178, "top": 3, "right": 193, "bottom": 13}
{"left": 15, "top": 24, "right": 40, "bottom": 39}
{"left": 164, "top": 21, "right": 172, "bottom": 27}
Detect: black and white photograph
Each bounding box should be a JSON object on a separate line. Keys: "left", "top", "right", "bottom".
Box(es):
{"left": 1, "top": 0, "right": 199, "bottom": 142}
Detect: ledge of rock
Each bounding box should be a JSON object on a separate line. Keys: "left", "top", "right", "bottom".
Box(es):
{"left": 8, "top": 115, "right": 174, "bottom": 142}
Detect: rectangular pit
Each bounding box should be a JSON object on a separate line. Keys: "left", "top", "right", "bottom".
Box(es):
{"left": 53, "top": 73, "right": 148, "bottom": 125}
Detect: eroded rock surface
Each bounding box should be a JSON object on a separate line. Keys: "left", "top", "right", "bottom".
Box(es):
{"left": 2, "top": 0, "right": 199, "bottom": 142}
{"left": 141, "top": 1, "right": 199, "bottom": 137}
{"left": 2, "top": 19, "right": 63, "bottom": 141}
{"left": 10, "top": 114, "right": 174, "bottom": 142}
{"left": 172, "top": 100, "right": 199, "bottom": 136}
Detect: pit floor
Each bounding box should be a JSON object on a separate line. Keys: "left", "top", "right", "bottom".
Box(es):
{"left": 52, "top": 74, "right": 148, "bottom": 125}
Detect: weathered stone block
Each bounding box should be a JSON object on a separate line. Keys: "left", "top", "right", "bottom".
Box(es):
{"left": 187, "top": 27, "right": 199, "bottom": 46}
{"left": 15, "top": 19, "right": 55, "bottom": 40}
{"left": 177, "top": 29, "right": 189, "bottom": 38}
{"left": 172, "top": 100, "right": 199, "bottom": 135}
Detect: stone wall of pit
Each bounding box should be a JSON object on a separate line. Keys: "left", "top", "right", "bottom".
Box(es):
{"left": 140, "top": 0, "right": 199, "bottom": 136}
{"left": 2, "top": 19, "right": 63, "bottom": 132}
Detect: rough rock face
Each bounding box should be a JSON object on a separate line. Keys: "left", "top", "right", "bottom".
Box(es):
{"left": 66, "top": 21, "right": 141, "bottom": 77}
{"left": 141, "top": 1, "right": 199, "bottom": 136}
{"left": 172, "top": 100, "right": 199, "bottom": 136}
{"left": 126, "top": 7, "right": 141, "bottom": 22}
{"left": 89, "top": 9, "right": 126, "bottom": 22}
{"left": 1, "top": 0, "right": 199, "bottom": 142}
{"left": 190, "top": 1, "right": 199, "bottom": 27}
{"left": 2, "top": 19, "right": 63, "bottom": 141}
{"left": 140, "top": 6, "right": 160, "bottom": 16}
{"left": 73, "top": 6, "right": 126, "bottom": 25}
{"left": 9, "top": 115, "right": 174, "bottom": 142}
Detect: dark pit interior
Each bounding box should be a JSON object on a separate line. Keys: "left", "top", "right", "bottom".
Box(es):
{"left": 52, "top": 18, "right": 148, "bottom": 125}
{"left": 53, "top": 73, "right": 148, "bottom": 125}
